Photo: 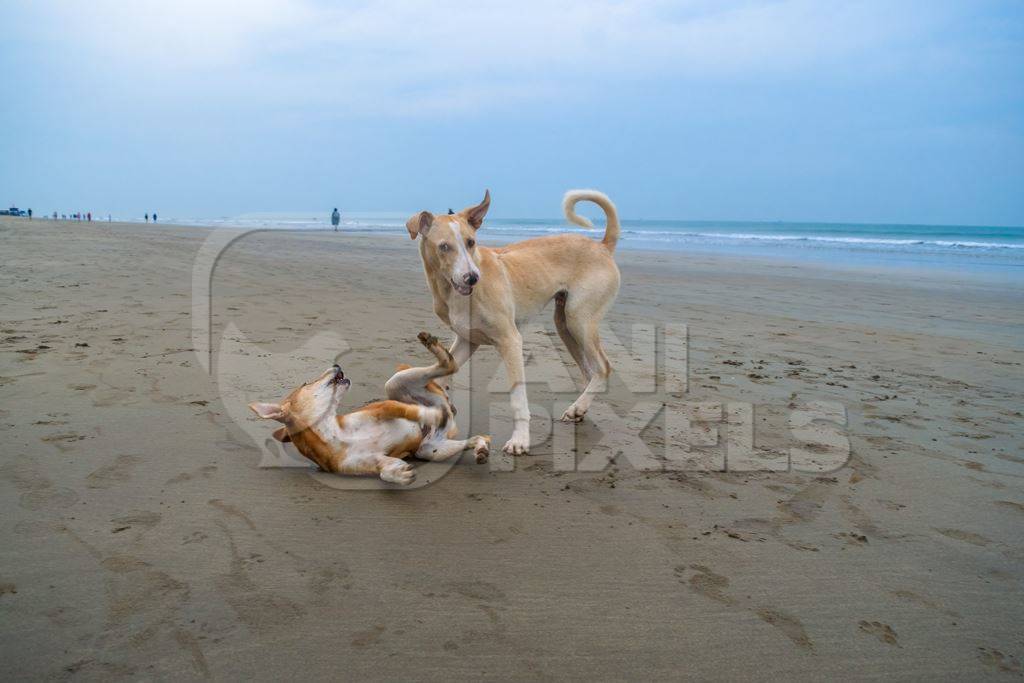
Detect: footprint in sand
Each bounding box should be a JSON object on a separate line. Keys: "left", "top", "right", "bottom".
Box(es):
{"left": 995, "top": 501, "right": 1024, "bottom": 515}
{"left": 86, "top": 454, "right": 143, "bottom": 489}
{"left": 858, "top": 620, "right": 900, "bottom": 647}
{"left": 308, "top": 565, "right": 352, "bottom": 594}
{"left": 978, "top": 647, "right": 1022, "bottom": 675}
{"left": 889, "top": 589, "right": 962, "bottom": 618}
{"left": 675, "top": 564, "right": 813, "bottom": 651}
{"left": 350, "top": 624, "right": 386, "bottom": 647}
{"left": 0, "top": 457, "right": 81, "bottom": 511}
{"left": 40, "top": 432, "right": 88, "bottom": 452}
{"left": 934, "top": 527, "right": 992, "bottom": 547}
{"left": 109, "top": 511, "right": 162, "bottom": 534}
{"left": 165, "top": 465, "right": 218, "bottom": 485}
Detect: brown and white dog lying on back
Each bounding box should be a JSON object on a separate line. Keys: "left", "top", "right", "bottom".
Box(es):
{"left": 249, "top": 332, "right": 489, "bottom": 485}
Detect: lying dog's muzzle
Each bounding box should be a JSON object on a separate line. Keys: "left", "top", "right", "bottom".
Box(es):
{"left": 328, "top": 365, "right": 350, "bottom": 387}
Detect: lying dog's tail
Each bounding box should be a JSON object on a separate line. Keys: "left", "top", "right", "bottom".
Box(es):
{"left": 563, "top": 189, "right": 620, "bottom": 252}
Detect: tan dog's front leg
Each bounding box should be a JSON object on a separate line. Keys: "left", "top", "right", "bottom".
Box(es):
{"left": 497, "top": 332, "right": 531, "bottom": 455}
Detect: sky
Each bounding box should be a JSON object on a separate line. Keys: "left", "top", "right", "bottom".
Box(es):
{"left": 1, "top": 0, "right": 1022, "bottom": 225}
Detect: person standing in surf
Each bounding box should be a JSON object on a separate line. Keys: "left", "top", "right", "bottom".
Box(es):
{"left": 331, "top": 207, "right": 340, "bottom": 231}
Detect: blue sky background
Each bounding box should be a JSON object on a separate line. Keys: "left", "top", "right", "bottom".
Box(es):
{"left": 1, "top": 0, "right": 1022, "bottom": 224}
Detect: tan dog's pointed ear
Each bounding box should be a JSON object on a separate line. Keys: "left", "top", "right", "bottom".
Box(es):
{"left": 272, "top": 426, "right": 292, "bottom": 443}
{"left": 462, "top": 189, "right": 490, "bottom": 230}
{"left": 249, "top": 401, "right": 286, "bottom": 421}
{"left": 395, "top": 363, "right": 412, "bottom": 372}
{"left": 405, "top": 211, "right": 434, "bottom": 240}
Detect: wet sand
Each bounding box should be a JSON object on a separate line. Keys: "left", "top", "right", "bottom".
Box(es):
{"left": 1, "top": 216, "right": 1022, "bottom": 679}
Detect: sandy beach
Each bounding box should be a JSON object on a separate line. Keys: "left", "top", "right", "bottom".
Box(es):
{"left": 1, "top": 215, "right": 1022, "bottom": 679}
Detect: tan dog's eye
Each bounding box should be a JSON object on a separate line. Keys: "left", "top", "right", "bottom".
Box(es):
{"left": 466, "top": 238, "right": 475, "bottom": 248}
{"left": 439, "top": 242, "right": 450, "bottom": 252}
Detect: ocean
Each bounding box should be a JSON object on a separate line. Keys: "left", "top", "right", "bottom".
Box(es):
{"left": 156, "top": 212, "right": 1024, "bottom": 279}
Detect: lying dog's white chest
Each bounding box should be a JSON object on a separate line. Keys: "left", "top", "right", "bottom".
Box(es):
{"left": 342, "top": 414, "right": 419, "bottom": 446}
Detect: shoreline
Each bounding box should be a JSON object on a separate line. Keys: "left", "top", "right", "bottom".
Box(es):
{"left": 15, "top": 215, "right": 1024, "bottom": 287}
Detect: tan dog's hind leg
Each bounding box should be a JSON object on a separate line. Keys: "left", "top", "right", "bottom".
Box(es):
{"left": 554, "top": 292, "right": 588, "bottom": 382}
{"left": 559, "top": 276, "right": 618, "bottom": 422}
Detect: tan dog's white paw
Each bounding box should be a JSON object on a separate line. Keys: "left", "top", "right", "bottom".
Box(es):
{"left": 560, "top": 405, "right": 586, "bottom": 423}
{"left": 473, "top": 436, "right": 491, "bottom": 464}
{"left": 502, "top": 431, "right": 530, "bottom": 456}
{"left": 380, "top": 462, "right": 415, "bottom": 486}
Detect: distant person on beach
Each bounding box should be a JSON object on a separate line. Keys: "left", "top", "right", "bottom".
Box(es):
{"left": 331, "top": 207, "right": 340, "bottom": 231}
{"left": 87, "top": 212, "right": 91, "bottom": 222}
{"left": 27, "top": 209, "right": 32, "bottom": 220}
{"left": 152, "top": 212, "right": 157, "bottom": 223}
{"left": 145, "top": 213, "right": 149, "bottom": 223}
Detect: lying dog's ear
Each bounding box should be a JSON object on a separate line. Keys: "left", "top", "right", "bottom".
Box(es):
{"left": 249, "top": 401, "right": 286, "bottom": 421}
{"left": 395, "top": 363, "right": 412, "bottom": 372}
{"left": 272, "top": 426, "right": 292, "bottom": 443}
{"left": 462, "top": 189, "right": 490, "bottom": 230}
{"left": 405, "top": 211, "right": 434, "bottom": 240}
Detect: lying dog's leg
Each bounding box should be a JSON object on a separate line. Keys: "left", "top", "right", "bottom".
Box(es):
{"left": 362, "top": 399, "right": 443, "bottom": 429}
{"left": 415, "top": 435, "right": 490, "bottom": 464}
{"left": 377, "top": 456, "right": 416, "bottom": 485}
{"left": 496, "top": 331, "right": 531, "bottom": 455}
{"left": 449, "top": 335, "right": 478, "bottom": 369}
{"left": 386, "top": 332, "right": 459, "bottom": 403}
{"left": 418, "top": 331, "right": 458, "bottom": 372}
{"left": 330, "top": 450, "right": 416, "bottom": 486}
{"left": 385, "top": 366, "right": 442, "bottom": 403}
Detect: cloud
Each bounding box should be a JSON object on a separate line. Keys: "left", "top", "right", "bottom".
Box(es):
{"left": 9, "top": 0, "right": 958, "bottom": 114}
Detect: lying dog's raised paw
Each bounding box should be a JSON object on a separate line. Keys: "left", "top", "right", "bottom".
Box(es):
{"left": 473, "top": 435, "right": 491, "bottom": 464}
{"left": 417, "top": 331, "right": 439, "bottom": 348}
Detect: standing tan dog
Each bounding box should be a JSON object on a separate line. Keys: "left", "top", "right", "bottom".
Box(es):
{"left": 406, "top": 189, "right": 620, "bottom": 455}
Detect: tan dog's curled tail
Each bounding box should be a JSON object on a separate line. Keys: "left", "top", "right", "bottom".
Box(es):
{"left": 563, "top": 189, "right": 620, "bottom": 252}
